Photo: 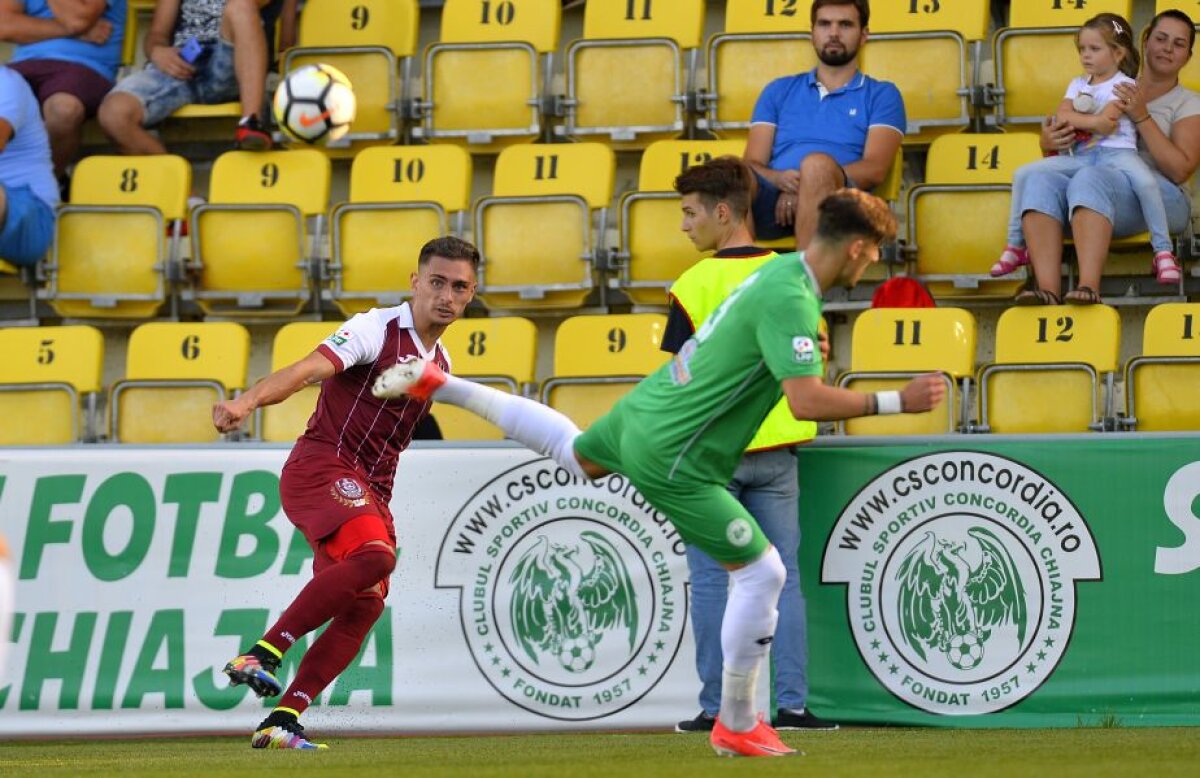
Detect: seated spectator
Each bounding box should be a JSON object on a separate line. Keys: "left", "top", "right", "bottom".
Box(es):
{"left": 0, "top": 64, "right": 59, "bottom": 268}
{"left": 995, "top": 13, "right": 1180, "bottom": 304}
{"left": 1005, "top": 9, "right": 1200, "bottom": 304}
{"left": 0, "top": 0, "right": 125, "bottom": 199}
{"left": 744, "top": 0, "right": 905, "bottom": 250}
{"left": 97, "top": 0, "right": 294, "bottom": 153}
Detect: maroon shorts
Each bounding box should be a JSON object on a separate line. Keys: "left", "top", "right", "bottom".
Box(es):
{"left": 8, "top": 59, "right": 114, "bottom": 117}
{"left": 279, "top": 447, "right": 396, "bottom": 551}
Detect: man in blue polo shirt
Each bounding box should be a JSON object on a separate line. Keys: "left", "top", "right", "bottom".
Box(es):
{"left": 745, "top": 0, "right": 905, "bottom": 249}
{"left": 0, "top": 64, "right": 59, "bottom": 268}
{"left": 1, "top": 1, "right": 126, "bottom": 196}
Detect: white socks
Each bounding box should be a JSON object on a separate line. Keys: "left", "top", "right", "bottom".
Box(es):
{"left": 433, "top": 375, "right": 588, "bottom": 479}
{"left": 720, "top": 546, "right": 786, "bottom": 732}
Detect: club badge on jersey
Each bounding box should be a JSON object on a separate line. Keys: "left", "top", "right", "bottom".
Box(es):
{"left": 330, "top": 477, "right": 370, "bottom": 508}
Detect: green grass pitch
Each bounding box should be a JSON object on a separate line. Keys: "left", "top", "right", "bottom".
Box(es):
{"left": 2, "top": 727, "right": 1199, "bottom": 777}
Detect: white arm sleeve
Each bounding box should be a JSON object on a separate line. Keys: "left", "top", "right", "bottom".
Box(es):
{"left": 320, "top": 310, "right": 387, "bottom": 371}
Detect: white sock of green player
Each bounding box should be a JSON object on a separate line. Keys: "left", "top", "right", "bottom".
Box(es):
{"left": 433, "top": 375, "right": 588, "bottom": 478}
{"left": 719, "top": 546, "right": 785, "bottom": 732}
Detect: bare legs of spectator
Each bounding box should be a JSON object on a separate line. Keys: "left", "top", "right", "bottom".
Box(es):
{"left": 223, "top": 0, "right": 268, "bottom": 121}
{"left": 1023, "top": 208, "right": 1110, "bottom": 298}
{"left": 1023, "top": 210, "right": 1065, "bottom": 298}
{"left": 98, "top": 92, "right": 166, "bottom": 155}
{"left": 1070, "top": 208, "right": 1111, "bottom": 294}
{"left": 42, "top": 93, "right": 86, "bottom": 178}
{"left": 792, "top": 153, "right": 846, "bottom": 250}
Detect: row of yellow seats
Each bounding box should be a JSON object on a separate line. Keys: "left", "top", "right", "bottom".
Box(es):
{"left": 43, "top": 135, "right": 909, "bottom": 322}
{"left": 840, "top": 302, "right": 1200, "bottom": 436}
{"left": 0, "top": 313, "right": 671, "bottom": 446}
{"left": 261, "top": 0, "right": 1185, "bottom": 155}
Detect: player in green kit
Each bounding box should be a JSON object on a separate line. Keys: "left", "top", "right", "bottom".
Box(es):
{"left": 373, "top": 188, "right": 945, "bottom": 757}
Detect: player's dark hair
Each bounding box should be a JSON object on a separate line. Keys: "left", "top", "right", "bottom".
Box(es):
{"left": 673, "top": 156, "right": 755, "bottom": 220}
{"left": 419, "top": 236, "right": 480, "bottom": 270}
{"left": 1142, "top": 9, "right": 1195, "bottom": 58}
{"left": 815, "top": 188, "right": 896, "bottom": 245}
{"left": 812, "top": 0, "right": 869, "bottom": 28}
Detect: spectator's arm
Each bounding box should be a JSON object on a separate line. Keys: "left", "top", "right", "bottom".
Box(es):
{"left": 144, "top": 0, "right": 181, "bottom": 59}
{"left": 45, "top": 0, "right": 106, "bottom": 35}
{"left": 0, "top": 0, "right": 72, "bottom": 43}
{"left": 842, "top": 126, "right": 902, "bottom": 192}
{"left": 1144, "top": 114, "right": 1200, "bottom": 185}
{"left": 0, "top": 118, "right": 13, "bottom": 153}
{"left": 278, "top": 0, "right": 299, "bottom": 52}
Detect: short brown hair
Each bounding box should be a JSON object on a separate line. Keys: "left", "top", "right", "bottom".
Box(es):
{"left": 1142, "top": 9, "right": 1196, "bottom": 57}
{"left": 816, "top": 188, "right": 896, "bottom": 244}
{"left": 673, "top": 156, "right": 755, "bottom": 221}
{"left": 1078, "top": 13, "right": 1139, "bottom": 79}
{"left": 811, "top": 0, "right": 869, "bottom": 27}
{"left": 418, "top": 236, "right": 480, "bottom": 270}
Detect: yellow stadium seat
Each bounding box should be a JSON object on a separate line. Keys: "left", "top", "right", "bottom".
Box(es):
{"left": 904, "top": 132, "right": 1043, "bottom": 300}
{"left": 836, "top": 308, "right": 976, "bottom": 435}
{"left": 46, "top": 155, "right": 191, "bottom": 319}
{"left": 1123, "top": 302, "right": 1200, "bottom": 431}
{"left": 282, "top": 0, "right": 419, "bottom": 150}
{"left": 0, "top": 260, "right": 37, "bottom": 323}
{"left": 416, "top": 0, "right": 560, "bottom": 149}
{"left": 557, "top": 0, "right": 704, "bottom": 148}
{"left": 614, "top": 139, "right": 743, "bottom": 306}
{"left": 475, "top": 143, "right": 615, "bottom": 311}
{"left": 701, "top": 0, "right": 817, "bottom": 137}
{"left": 434, "top": 317, "right": 538, "bottom": 440}
{"left": 259, "top": 322, "right": 337, "bottom": 443}
{"left": 977, "top": 304, "right": 1121, "bottom": 434}
{"left": 329, "top": 145, "right": 472, "bottom": 317}
{"left": 862, "top": 0, "right": 989, "bottom": 143}
{"left": 111, "top": 322, "right": 251, "bottom": 443}
{"left": 190, "top": 150, "right": 331, "bottom": 317}
{"left": 992, "top": 1, "right": 1134, "bottom": 129}
{"left": 0, "top": 326, "right": 104, "bottom": 444}
{"left": 540, "top": 314, "right": 669, "bottom": 430}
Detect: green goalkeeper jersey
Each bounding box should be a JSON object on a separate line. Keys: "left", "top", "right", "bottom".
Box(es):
{"left": 598, "top": 252, "right": 825, "bottom": 484}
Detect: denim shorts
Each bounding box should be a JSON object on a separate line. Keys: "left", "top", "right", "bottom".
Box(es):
{"left": 0, "top": 184, "right": 55, "bottom": 267}
{"left": 111, "top": 39, "right": 238, "bottom": 126}
{"left": 751, "top": 167, "right": 859, "bottom": 241}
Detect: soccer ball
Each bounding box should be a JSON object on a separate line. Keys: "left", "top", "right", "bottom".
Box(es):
{"left": 946, "top": 632, "right": 984, "bottom": 670}
{"left": 557, "top": 635, "right": 595, "bottom": 673}
{"left": 272, "top": 64, "right": 356, "bottom": 145}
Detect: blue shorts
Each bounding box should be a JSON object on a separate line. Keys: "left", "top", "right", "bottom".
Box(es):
{"left": 0, "top": 184, "right": 55, "bottom": 267}
{"left": 751, "top": 167, "right": 858, "bottom": 241}
{"left": 110, "top": 39, "right": 238, "bottom": 126}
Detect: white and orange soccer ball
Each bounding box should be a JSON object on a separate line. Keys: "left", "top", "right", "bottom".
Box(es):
{"left": 273, "top": 63, "right": 357, "bottom": 145}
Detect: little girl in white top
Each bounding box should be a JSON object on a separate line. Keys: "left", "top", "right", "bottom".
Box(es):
{"left": 993, "top": 12, "right": 1180, "bottom": 299}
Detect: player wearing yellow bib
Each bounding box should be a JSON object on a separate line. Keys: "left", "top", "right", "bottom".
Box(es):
{"left": 373, "top": 188, "right": 945, "bottom": 758}
{"left": 665, "top": 157, "right": 834, "bottom": 735}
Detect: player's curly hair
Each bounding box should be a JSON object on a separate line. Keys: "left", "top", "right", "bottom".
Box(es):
{"left": 419, "top": 236, "right": 480, "bottom": 270}
{"left": 815, "top": 188, "right": 896, "bottom": 245}
{"left": 673, "top": 155, "right": 755, "bottom": 221}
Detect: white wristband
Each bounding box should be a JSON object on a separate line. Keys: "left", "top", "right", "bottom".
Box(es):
{"left": 875, "top": 391, "right": 903, "bottom": 415}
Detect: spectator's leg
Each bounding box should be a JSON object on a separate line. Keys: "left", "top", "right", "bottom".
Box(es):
{"left": 42, "top": 93, "right": 87, "bottom": 177}
{"left": 0, "top": 184, "right": 8, "bottom": 229}
{"left": 793, "top": 153, "right": 845, "bottom": 249}
{"left": 98, "top": 92, "right": 167, "bottom": 155}
{"left": 1024, "top": 212, "right": 1066, "bottom": 297}
{"left": 1070, "top": 208, "right": 1112, "bottom": 292}
{"left": 222, "top": 0, "right": 269, "bottom": 120}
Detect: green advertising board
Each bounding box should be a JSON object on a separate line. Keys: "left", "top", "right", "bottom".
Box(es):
{"left": 800, "top": 436, "right": 1200, "bottom": 727}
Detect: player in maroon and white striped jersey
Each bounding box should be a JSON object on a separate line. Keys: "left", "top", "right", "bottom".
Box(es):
{"left": 210, "top": 236, "right": 479, "bottom": 750}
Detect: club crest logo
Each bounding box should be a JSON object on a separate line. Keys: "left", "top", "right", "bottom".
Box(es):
{"left": 822, "top": 452, "right": 1101, "bottom": 715}
{"left": 330, "top": 477, "right": 369, "bottom": 507}
{"left": 437, "top": 459, "right": 688, "bottom": 720}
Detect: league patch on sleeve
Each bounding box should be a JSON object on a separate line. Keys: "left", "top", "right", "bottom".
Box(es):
{"left": 792, "top": 336, "right": 815, "bottom": 364}
{"left": 327, "top": 328, "right": 354, "bottom": 347}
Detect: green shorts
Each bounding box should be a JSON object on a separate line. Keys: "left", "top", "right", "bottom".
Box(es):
{"left": 575, "top": 405, "right": 769, "bottom": 565}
